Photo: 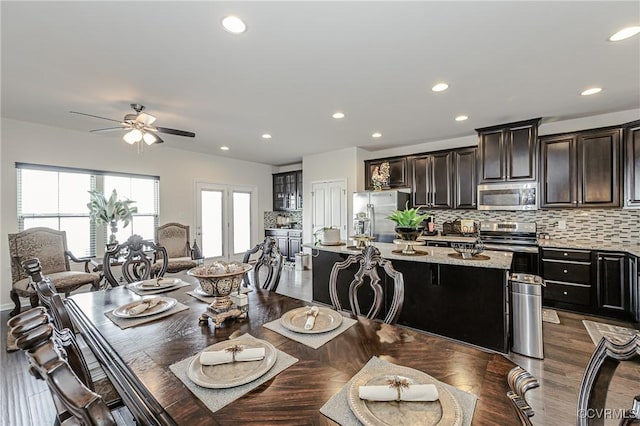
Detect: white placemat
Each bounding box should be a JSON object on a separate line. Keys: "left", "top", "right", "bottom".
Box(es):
{"left": 263, "top": 314, "right": 357, "bottom": 349}
{"left": 126, "top": 280, "right": 192, "bottom": 296}
{"left": 104, "top": 302, "right": 189, "bottom": 329}
{"left": 169, "top": 334, "right": 298, "bottom": 413}
{"left": 320, "top": 356, "right": 477, "bottom": 426}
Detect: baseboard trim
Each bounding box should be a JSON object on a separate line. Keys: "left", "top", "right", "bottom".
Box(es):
{"left": 0, "top": 303, "right": 15, "bottom": 312}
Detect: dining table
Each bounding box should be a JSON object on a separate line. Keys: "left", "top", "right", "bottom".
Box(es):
{"left": 65, "top": 274, "right": 521, "bottom": 425}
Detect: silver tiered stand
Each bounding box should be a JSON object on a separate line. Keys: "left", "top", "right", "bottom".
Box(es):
{"left": 393, "top": 239, "right": 426, "bottom": 255}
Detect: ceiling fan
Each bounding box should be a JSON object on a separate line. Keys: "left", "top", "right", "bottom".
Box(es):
{"left": 70, "top": 103, "right": 196, "bottom": 145}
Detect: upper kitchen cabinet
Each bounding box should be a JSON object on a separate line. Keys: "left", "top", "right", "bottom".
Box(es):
{"left": 273, "top": 171, "right": 302, "bottom": 211}
{"left": 476, "top": 118, "right": 540, "bottom": 183}
{"left": 411, "top": 151, "right": 453, "bottom": 208}
{"left": 453, "top": 147, "right": 477, "bottom": 209}
{"left": 364, "top": 157, "right": 410, "bottom": 190}
{"left": 624, "top": 120, "right": 640, "bottom": 208}
{"left": 540, "top": 127, "right": 622, "bottom": 208}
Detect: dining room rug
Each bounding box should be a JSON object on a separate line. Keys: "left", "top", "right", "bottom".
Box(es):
{"left": 542, "top": 309, "right": 560, "bottom": 324}
{"left": 320, "top": 356, "right": 477, "bottom": 426}
{"left": 582, "top": 319, "right": 639, "bottom": 346}
{"left": 169, "top": 333, "right": 298, "bottom": 413}
{"left": 262, "top": 316, "right": 357, "bottom": 349}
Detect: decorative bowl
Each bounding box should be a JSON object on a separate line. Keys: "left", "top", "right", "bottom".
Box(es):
{"left": 187, "top": 262, "right": 253, "bottom": 311}
{"left": 394, "top": 226, "right": 425, "bottom": 241}
{"left": 451, "top": 240, "right": 485, "bottom": 259}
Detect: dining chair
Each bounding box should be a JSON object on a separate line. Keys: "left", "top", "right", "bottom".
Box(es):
{"left": 507, "top": 366, "right": 540, "bottom": 426}
{"left": 8, "top": 227, "right": 101, "bottom": 317}
{"left": 151, "top": 222, "right": 198, "bottom": 275}
{"left": 9, "top": 311, "right": 117, "bottom": 426}
{"left": 328, "top": 245, "right": 405, "bottom": 324}
{"left": 577, "top": 334, "right": 640, "bottom": 426}
{"left": 242, "top": 236, "right": 284, "bottom": 291}
{"left": 103, "top": 234, "right": 168, "bottom": 287}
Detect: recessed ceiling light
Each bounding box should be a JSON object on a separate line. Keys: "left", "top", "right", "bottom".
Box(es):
{"left": 332, "top": 112, "right": 345, "bottom": 119}
{"left": 609, "top": 26, "right": 640, "bottom": 41}
{"left": 262, "top": 133, "right": 272, "bottom": 139}
{"left": 222, "top": 16, "right": 246, "bottom": 34}
{"left": 432, "top": 83, "right": 449, "bottom": 92}
{"left": 220, "top": 146, "right": 230, "bottom": 151}
{"left": 455, "top": 115, "right": 469, "bottom": 122}
{"left": 581, "top": 87, "right": 603, "bottom": 96}
{"left": 371, "top": 132, "right": 382, "bottom": 138}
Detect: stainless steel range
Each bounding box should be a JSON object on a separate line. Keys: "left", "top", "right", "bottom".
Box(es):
{"left": 479, "top": 221, "right": 539, "bottom": 274}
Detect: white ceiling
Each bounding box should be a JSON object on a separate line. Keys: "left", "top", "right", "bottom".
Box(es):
{"left": 2, "top": 1, "right": 639, "bottom": 166}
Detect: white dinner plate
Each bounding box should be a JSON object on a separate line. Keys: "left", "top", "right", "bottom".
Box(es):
{"left": 280, "top": 306, "right": 343, "bottom": 334}
{"left": 187, "top": 337, "right": 277, "bottom": 388}
{"left": 128, "top": 278, "right": 182, "bottom": 291}
{"left": 112, "top": 297, "right": 177, "bottom": 318}
{"left": 347, "top": 364, "right": 462, "bottom": 426}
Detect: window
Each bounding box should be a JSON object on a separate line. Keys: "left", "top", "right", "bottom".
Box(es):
{"left": 17, "top": 163, "right": 159, "bottom": 256}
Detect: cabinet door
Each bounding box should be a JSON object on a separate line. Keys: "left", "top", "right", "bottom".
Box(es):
{"left": 273, "top": 174, "right": 287, "bottom": 211}
{"left": 507, "top": 124, "right": 537, "bottom": 180}
{"left": 365, "top": 158, "right": 409, "bottom": 190}
{"left": 453, "top": 148, "right": 477, "bottom": 209}
{"left": 577, "top": 129, "right": 622, "bottom": 207}
{"left": 540, "top": 135, "right": 576, "bottom": 208}
{"left": 295, "top": 170, "right": 303, "bottom": 210}
{"left": 411, "top": 156, "right": 429, "bottom": 206}
{"left": 596, "top": 252, "right": 632, "bottom": 317}
{"left": 276, "top": 236, "right": 288, "bottom": 259}
{"left": 288, "top": 238, "right": 302, "bottom": 260}
{"left": 431, "top": 152, "right": 453, "bottom": 208}
{"left": 625, "top": 122, "right": 640, "bottom": 207}
{"left": 478, "top": 129, "right": 505, "bottom": 182}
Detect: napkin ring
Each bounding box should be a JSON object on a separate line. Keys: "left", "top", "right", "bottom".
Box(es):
{"left": 387, "top": 376, "right": 410, "bottom": 401}
{"left": 225, "top": 344, "right": 244, "bottom": 362}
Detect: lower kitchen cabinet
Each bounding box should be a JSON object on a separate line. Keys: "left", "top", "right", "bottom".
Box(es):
{"left": 265, "top": 229, "right": 302, "bottom": 262}
{"left": 595, "top": 252, "right": 638, "bottom": 321}
{"left": 541, "top": 248, "right": 593, "bottom": 309}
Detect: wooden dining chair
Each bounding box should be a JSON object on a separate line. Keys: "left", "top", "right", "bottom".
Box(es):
{"left": 507, "top": 366, "right": 540, "bottom": 426}
{"left": 9, "top": 311, "right": 117, "bottom": 426}
{"left": 328, "top": 245, "right": 404, "bottom": 324}
{"left": 577, "top": 334, "right": 640, "bottom": 426}
{"left": 151, "top": 222, "right": 198, "bottom": 275}
{"left": 242, "top": 236, "right": 284, "bottom": 291}
{"left": 8, "top": 227, "right": 101, "bottom": 317}
{"left": 103, "top": 234, "right": 168, "bottom": 287}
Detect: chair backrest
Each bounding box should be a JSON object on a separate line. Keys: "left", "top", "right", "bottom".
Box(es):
{"left": 9, "top": 312, "right": 115, "bottom": 426}
{"left": 577, "top": 334, "right": 640, "bottom": 426}
{"left": 507, "top": 366, "right": 539, "bottom": 426}
{"left": 103, "top": 234, "right": 168, "bottom": 287}
{"left": 8, "top": 227, "right": 70, "bottom": 284}
{"left": 242, "top": 236, "right": 284, "bottom": 291}
{"left": 155, "top": 223, "right": 191, "bottom": 259}
{"left": 328, "top": 245, "right": 404, "bottom": 324}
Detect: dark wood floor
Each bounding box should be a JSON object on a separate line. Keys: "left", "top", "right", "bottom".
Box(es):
{"left": 2, "top": 267, "right": 638, "bottom": 425}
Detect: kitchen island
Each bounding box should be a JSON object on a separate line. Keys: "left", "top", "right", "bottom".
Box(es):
{"left": 307, "top": 242, "right": 513, "bottom": 353}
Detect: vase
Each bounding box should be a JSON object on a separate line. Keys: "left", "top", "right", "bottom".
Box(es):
{"left": 109, "top": 220, "right": 118, "bottom": 245}
{"left": 394, "top": 226, "right": 425, "bottom": 241}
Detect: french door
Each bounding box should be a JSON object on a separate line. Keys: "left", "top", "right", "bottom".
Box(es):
{"left": 311, "top": 179, "right": 347, "bottom": 239}
{"left": 195, "top": 182, "right": 257, "bottom": 261}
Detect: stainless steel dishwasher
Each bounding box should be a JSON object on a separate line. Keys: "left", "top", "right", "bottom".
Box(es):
{"left": 510, "top": 273, "right": 545, "bottom": 359}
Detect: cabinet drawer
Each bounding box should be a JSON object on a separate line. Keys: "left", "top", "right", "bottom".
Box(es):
{"left": 266, "top": 230, "right": 288, "bottom": 237}
{"left": 544, "top": 281, "right": 591, "bottom": 306}
{"left": 541, "top": 248, "right": 591, "bottom": 262}
{"left": 543, "top": 260, "right": 591, "bottom": 285}
{"left": 288, "top": 230, "right": 302, "bottom": 238}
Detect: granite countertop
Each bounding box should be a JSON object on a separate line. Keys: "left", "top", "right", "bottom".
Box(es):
{"left": 418, "top": 234, "right": 477, "bottom": 243}
{"left": 538, "top": 239, "right": 640, "bottom": 257}
{"left": 303, "top": 242, "right": 513, "bottom": 270}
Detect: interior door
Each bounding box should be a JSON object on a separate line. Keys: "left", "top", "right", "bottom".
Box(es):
{"left": 311, "top": 180, "right": 347, "bottom": 239}
{"left": 195, "top": 182, "right": 257, "bottom": 261}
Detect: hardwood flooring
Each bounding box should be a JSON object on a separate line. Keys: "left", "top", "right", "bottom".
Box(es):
{"left": 1, "top": 268, "right": 638, "bottom": 425}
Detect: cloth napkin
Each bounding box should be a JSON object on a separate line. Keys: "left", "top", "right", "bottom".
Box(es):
{"left": 141, "top": 278, "right": 179, "bottom": 288}
{"left": 304, "top": 306, "right": 319, "bottom": 330}
{"left": 126, "top": 298, "right": 161, "bottom": 315}
{"left": 359, "top": 381, "right": 439, "bottom": 402}
{"left": 200, "top": 347, "right": 266, "bottom": 366}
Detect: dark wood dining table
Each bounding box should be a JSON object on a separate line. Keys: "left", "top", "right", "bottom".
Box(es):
{"left": 66, "top": 276, "right": 521, "bottom": 425}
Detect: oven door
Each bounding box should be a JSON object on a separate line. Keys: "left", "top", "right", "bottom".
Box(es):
{"left": 477, "top": 183, "right": 538, "bottom": 211}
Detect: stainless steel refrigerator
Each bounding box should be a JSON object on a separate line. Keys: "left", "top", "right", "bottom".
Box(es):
{"left": 353, "top": 190, "right": 411, "bottom": 243}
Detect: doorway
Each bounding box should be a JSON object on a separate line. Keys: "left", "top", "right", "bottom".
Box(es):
{"left": 195, "top": 182, "right": 257, "bottom": 261}
{"left": 311, "top": 179, "right": 348, "bottom": 240}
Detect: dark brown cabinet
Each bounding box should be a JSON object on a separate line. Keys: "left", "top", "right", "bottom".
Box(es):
{"left": 265, "top": 229, "right": 301, "bottom": 261}
{"left": 453, "top": 147, "right": 477, "bottom": 208}
{"left": 542, "top": 248, "right": 593, "bottom": 308}
{"left": 624, "top": 120, "right": 640, "bottom": 208}
{"left": 273, "top": 171, "right": 302, "bottom": 211}
{"left": 477, "top": 118, "right": 540, "bottom": 183}
{"left": 411, "top": 152, "right": 453, "bottom": 208}
{"left": 364, "top": 157, "right": 410, "bottom": 190}
{"left": 540, "top": 127, "right": 622, "bottom": 208}
{"left": 595, "top": 252, "right": 638, "bottom": 322}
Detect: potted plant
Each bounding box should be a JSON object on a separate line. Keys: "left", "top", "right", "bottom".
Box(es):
{"left": 387, "top": 203, "right": 431, "bottom": 240}
{"left": 87, "top": 189, "right": 137, "bottom": 246}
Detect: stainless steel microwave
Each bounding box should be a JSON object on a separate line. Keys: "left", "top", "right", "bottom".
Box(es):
{"left": 477, "top": 182, "right": 538, "bottom": 211}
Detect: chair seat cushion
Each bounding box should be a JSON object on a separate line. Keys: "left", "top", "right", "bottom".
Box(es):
{"left": 151, "top": 257, "right": 197, "bottom": 273}
{"left": 12, "top": 271, "right": 100, "bottom": 296}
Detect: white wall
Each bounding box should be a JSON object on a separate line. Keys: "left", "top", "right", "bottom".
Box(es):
{"left": 1, "top": 117, "right": 274, "bottom": 309}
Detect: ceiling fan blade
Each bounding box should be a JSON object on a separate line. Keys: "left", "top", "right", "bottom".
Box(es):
{"left": 136, "top": 112, "right": 156, "bottom": 126}
{"left": 70, "top": 111, "right": 122, "bottom": 123}
{"left": 156, "top": 127, "right": 196, "bottom": 137}
{"left": 90, "top": 126, "right": 126, "bottom": 133}
{"left": 154, "top": 134, "right": 164, "bottom": 144}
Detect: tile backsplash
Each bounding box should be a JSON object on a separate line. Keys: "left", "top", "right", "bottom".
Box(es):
{"left": 264, "top": 211, "right": 303, "bottom": 229}
{"left": 422, "top": 208, "right": 640, "bottom": 245}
